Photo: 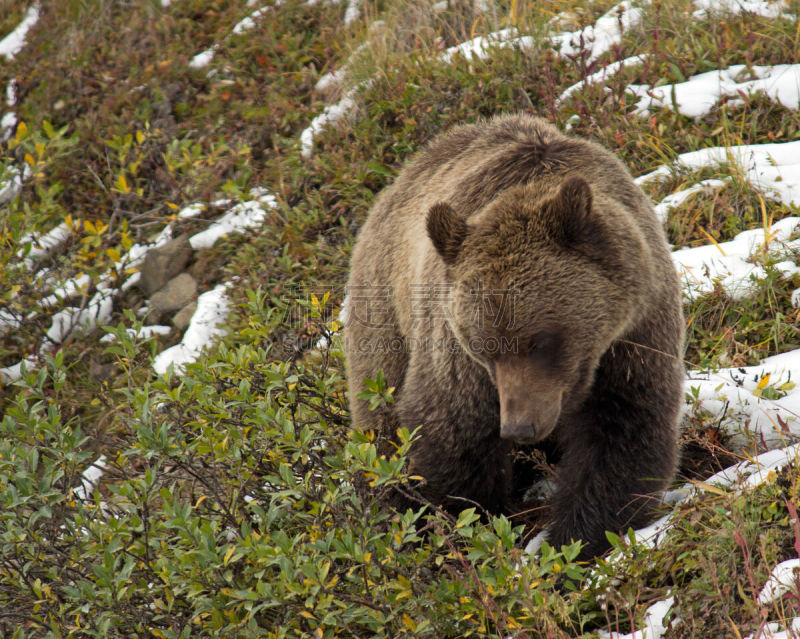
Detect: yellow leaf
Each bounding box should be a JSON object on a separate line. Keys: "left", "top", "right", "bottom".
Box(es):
{"left": 136, "top": 130, "right": 145, "bottom": 144}
{"left": 328, "top": 320, "right": 340, "bottom": 332}
{"left": 757, "top": 374, "right": 771, "bottom": 390}
{"left": 84, "top": 220, "right": 96, "bottom": 234}
{"left": 24, "top": 153, "right": 35, "bottom": 167}
{"left": 692, "top": 481, "right": 728, "bottom": 496}
{"left": 223, "top": 545, "right": 236, "bottom": 565}
{"left": 166, "top": 201, "right": 179, "bottom": 210}
{"left": 299, "top": 611, "right": 314, "bottom": 620}
{"left": 194, "top": 495, "right": 207, "bottom": 508}
{"left": 402, "top": 614, "right": 417, "bottom": 632}
{"left": 116, "top": 174, "right": 129, "bottom": 193}
{"left": 15, "top": 121, "right": 28, "bottom": 140}
{"left": 311, "top": 293, "right": 320, "bottom": 308}
{"left": 64, "top": 214, "right": 73, "bottom": 228}
{"left": 106, "top": 247, "right": 121, "bottom": 262}
{"left": 35, "top": 141, "right": 45, "bottom": 157}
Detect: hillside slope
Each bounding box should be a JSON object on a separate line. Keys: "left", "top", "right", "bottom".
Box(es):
{"left": 2, "top": 0, "right": 800, "bottom": 636}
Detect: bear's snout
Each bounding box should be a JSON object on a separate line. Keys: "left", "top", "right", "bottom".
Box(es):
{"left": 495, "top": 358, "right": 562, "bottom": 443}
{"left": 499, "top": 420, "right": 539, "bottom": 444}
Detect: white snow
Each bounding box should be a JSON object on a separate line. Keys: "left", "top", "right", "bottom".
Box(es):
{"left": 300, "top": 87, "right": 362, "bottom": 158}
{"left": 153, "top": 284, "right": 231, "bottom": 375}
{"left": 558, "top": 55, "right": 647, "bottom": 104}
{"left": 189, "top": 5, "right": 271, "bottom": 69}
{"left": 1, "top": 112, "right": 18, "bottom": 140}
{"left": 744, "top": 619, "right": 800, "bottom": 639}
{"left": 671, "top": 216, "right": 800, "bottom": 300}
{"left": 0, "top": 5, "right": 40, "bottom": 60}
{"left": 46, "top": 289, "right": 114, "bottom": 345}
{"left": 39, "top": 274, "right": 91, "bottom": 308}
{"left": 596, "top": 596, "right": 675, "bottom": 639}
{"left": 439, "top": 28, "right": 521, "bottom": 63}
{"left": 628, "top": 64, "right": 800, "bottom": 118}
{"left": 439, "top": 1, "right": 642, "bottom": 65}
{"left": 693, "top": 0, "right": 793, "bottom": 19}
{"left": 0, "top": 356, "right": 37, "bottom": 384}
{"left": 551, "top": 0, "right": 643, "bottom": 63}
{"left": 757, "top": 559, "right": 800, "bottom": 605}
{"left": 652, "top": 178, "right": 728, "bottom": 223}
{"left": 72, "top": 455, "right": 108, "bottom": 502}
{"left": 687, "top": 354, "right": 800, "bottom": 447}
{"left": 6, "top": 79, "right": 18, "bottom": 107}
{"left": 705, "top": 443, "right": 800, "bottom": 490}
{"left": 189, "top": 192, "right": 277, "bottom": 249}
{"left": 344, "top": 0, "right": 361, "bottom": 26}
{"left": 18, "top": 222, "right": 73, "bottom": 267}
{"left": 315, "top": 68, "right": 348, "bottom": 93}
{"left": 0, "top": 165, "right": 25, "bottom": 205}
{"left": 636, "top": 141, "right": 800, "bottom": 209}
{"left": 190, "top": 48, "right": 217, "bottom": 69}
{"left": 99, "top": 325, "right": 172, "bottom": 343}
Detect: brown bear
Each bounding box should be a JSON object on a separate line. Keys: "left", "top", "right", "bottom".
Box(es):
{"left": 344, "top": 113, "right": 684, "bottom": 559}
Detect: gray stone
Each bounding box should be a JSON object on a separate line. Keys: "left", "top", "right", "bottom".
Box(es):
{"left": 171, "top": 301, "right": 197, "bottom": 331}
{"left": 140, "top": 235, "right": 192, "bottom": 296}
{"left": 150, "top": 273, "right": 197, "bottom": 314}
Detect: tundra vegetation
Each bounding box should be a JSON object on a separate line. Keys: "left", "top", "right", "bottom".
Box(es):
{"left": 1, "top": 0, "right": 800, "bottom": 637}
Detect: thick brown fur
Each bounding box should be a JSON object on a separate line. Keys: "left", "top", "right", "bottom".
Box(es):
{"left": 344, "top": 114, "right": 684, "bottom": 559}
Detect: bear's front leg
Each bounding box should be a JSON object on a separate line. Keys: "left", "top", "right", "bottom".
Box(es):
{"left": 547, "top": 377, "right": 681, "bottom": 559}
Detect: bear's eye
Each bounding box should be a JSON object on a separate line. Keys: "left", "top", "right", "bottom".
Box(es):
{"left": 529, "top": 332, "right": 560, "bottom": 359}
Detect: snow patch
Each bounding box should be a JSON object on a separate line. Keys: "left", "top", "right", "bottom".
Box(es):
{"left": 99, "top": 325, "right": 172, "bottom": 343}
{"left": 18, "top": 222, "right": 73, "bottom": 267}
{"left": 693, "top": 0, "right": 793, "bottom": 19}
{"left": 558, "top": 55, "right": 647, "bottom": 104}
{"left": 300, "top": 86, "right": 366, "bottom": 158}
{"left": 597, "top": 596, "right": 675, "bottom": 639}
{"left": 153, "top": 284, "right": 231, "bottom": 375}
{"left": 551, "top": 0, "right": 643, "bottom": 63}
{"left": 652, "top": 178, "right": 728, "bottom": 223}
{"left": 687, "top": 354, "right": 800, "bottom": 446}
{"left": 636, "top": 141, "right": 800, "bottom": 211}
{"left": 0, "top": 165, "right": 26, "bottom": 205}
{"left": 189, "top": 5, "right": 271, "bottom": 69}
{"left": 189, "top": 192, "right": 277, "bottom": 249}
{"left": 757, "top": 559, "right": 800, "bottom": 605}
{"left": 628, "top": 64, "right": 800, "bottom": 119}
{"left": 671, "top": 216, "right": 800, "bottom": 300}
{"left": 46, "top": 290, "right": 114, "bottom": 344}
{"left": 344, "top": 0, "right": 361, "bottom": 26}
{"left": 439, "top": 28, "right": 520, "bottom": 63}
{"left": 0, "top": 356, "right": 37, "bottom": 384}
{"left": 72, "top": 455, "right": 108, "bottom": 502}
{"left": 0, "top": 5, "right": 40, "bottom": 60}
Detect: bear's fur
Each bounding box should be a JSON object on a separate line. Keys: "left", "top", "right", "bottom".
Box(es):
{"left": 344, "top": 113, "right": 684, "bottom": 558}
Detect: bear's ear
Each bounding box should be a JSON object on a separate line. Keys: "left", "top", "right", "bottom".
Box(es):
{"left": 546, "top": 176, "right": 594, "bottom": 242}
{"left": 427, "top": 202, "right": 467, "bottom": 265}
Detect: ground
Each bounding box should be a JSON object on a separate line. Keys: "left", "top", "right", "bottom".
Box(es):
{"left": 1, "top": 0, "right": 800, "bottom": 637}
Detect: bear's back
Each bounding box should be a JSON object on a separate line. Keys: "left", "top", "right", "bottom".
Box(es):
{"left": 378, "top": 114, "right": 646, "bottom": 225}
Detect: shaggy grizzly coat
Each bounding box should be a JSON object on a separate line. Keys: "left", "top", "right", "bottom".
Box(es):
{"left": 344, "top": 113, "right": 684, "bottom": 558}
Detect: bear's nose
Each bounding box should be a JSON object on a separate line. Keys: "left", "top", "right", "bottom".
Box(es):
{"left": 500, "top": 420, "right": 538, "bottom": 444}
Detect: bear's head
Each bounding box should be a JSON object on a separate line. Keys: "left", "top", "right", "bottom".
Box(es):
{"left": 426, "top": 176, "right": 647, "bottom": 444}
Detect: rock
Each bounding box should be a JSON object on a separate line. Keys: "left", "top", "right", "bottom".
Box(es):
{"left": 150, "top": 273, "right": 197, "bottom": 314}
{"left": 140, "top": 235, "right": 192, "bottom": 296}
{"left": 171, "top": 301, "right": 197, "bottom": 331}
